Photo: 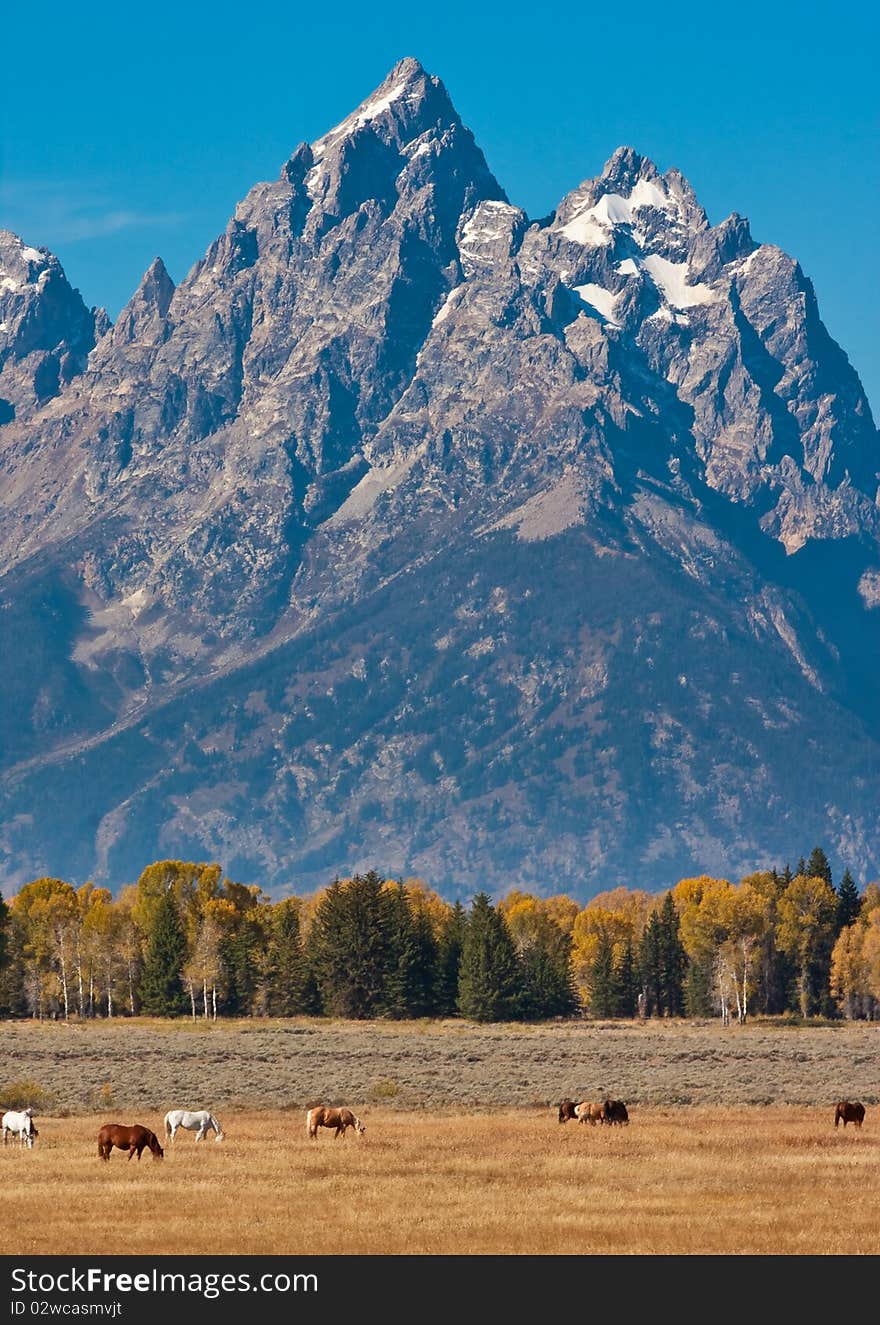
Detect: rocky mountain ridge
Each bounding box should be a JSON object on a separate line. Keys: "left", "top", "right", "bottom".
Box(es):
{"left": 0, "top": 57, "right": 877, "bottom": 898}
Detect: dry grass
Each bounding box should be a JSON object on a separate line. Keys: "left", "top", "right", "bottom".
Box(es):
{"left": 2, "top": 1018, "right": 877, "bottom": 1255}
{"left": 2, "top": 1107, "right": 878, "bottom": 1255}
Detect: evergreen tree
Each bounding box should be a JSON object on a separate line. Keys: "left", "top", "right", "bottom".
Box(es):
{"left": 220, "top": 909, "right": 266, "bottom": 1014}
{"left": 836, "top": 868, "right": 862, "bottom": 934}
{"left": 435, "top": 902, "right": 466, "bottom": 1017}
{"left": 795, "top": 857, "right": 806, "bottom": 878}
{"left": 610, "top": 939, "right": 638, "bottom": 1018}
{"left": 457, "top": 893, "right": 520, "bottom": 1022}
{"left": 639, "top": 911, "right": 664, "bottom": 1016}
{"left": 658, "top": 892, "right": 686, "bottom": 1016}
{"left": 384, "top": 882, "right": 438, "bottom": 1018}
{"left": 589, "top": 930, "right": 617, "bottom": 1018}
{"left": 138, "top": 888, "right": 188, "bottom": 1016}
{"left": 264, "top": 899, "right": 308, "bottom": 1016}
{"left": 684, "top": 960, "right": 713, "bottom": 1017}
{"left": 806, "top": 846, "right": 833, "bottom": 887}
{"left": 518, "top": 916, "right": 579, "bottom": 1020}
{"left": 781, "top": 864, "right": 793, "bottom": 886}
{"left": 308, "top": 872, "right": 391, "bottom": 1018}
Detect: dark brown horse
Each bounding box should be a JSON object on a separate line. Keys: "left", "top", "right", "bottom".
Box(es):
{"left": 834, "top": 1101, "right": 865, "bottom": 1129}
{"left": 603, "top": 1099, "right": 629, "bottom": 1125}
{"left": 306, "top": 1106, "right": 365, "bottom": 1139}
{"left": 557, "top": 1099, "right": 577, "bottom": 1123}
{"left": 98, "top": 1123, "right": 164, "bottom": 1161}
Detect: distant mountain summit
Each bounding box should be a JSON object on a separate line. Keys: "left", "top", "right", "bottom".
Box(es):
{"left": 0, "top": 229, "right": 106, "bottom": 423}
{"left": 1, "top": 58, "right": 878, "bottom": 898}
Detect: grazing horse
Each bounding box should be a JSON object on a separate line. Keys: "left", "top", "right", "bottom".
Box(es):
{"left": 834, "top": 1100, "right": 865, "bottom": 1129}
{"left": 97, "top": 1123, "right": 164, "bottom": 1161}
{"left": 164, "top": 1109, "right": 224, "bottom": 1142}
{"left": 306, "top": 1106, "right": 365, "bottom": 1140}
{"left": 557, "top": 1099, "right": 606, "bottom": 1124}
{"left": 576, "top": 1101, "right": 607, "bottom": 1125}
{"left": 603, "top": 1099, "right": 629, "bottom": 1125}
{"left": 1, "top": 1108, "right": 36, "bottom": 1149}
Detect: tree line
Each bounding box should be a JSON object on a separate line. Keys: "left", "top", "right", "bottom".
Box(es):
{"left": 0, "top": 847, "right": 878, "bottom": 1022}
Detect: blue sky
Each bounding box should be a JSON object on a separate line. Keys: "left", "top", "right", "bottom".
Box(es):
{"left": 3, "top": 1, "right": 878, "bottom": 410}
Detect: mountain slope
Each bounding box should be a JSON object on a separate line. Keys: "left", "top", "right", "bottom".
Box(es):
{"left": 0, "top": 59, "right": 877, "bottom": 898}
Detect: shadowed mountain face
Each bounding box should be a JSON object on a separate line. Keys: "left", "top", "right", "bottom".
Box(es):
{"left": 1, "top": 58, "right": 878, "bottom": 899}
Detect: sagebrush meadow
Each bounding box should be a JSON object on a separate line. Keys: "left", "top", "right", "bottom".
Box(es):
{"left": 2, "top": 1017, "right": 878, "bottom": 1255}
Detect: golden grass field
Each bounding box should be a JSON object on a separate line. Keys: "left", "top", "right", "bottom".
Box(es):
{"left": 2, "top": 1106, "right": 878, "bottom": 1255}
{"left": 2, "top": 1017, "right": 878, "bottom": 1255}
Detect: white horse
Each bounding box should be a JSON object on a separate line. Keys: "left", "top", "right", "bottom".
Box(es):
{"left": 164, "top": 1108, "right": 224, "bottom": 1142}
{"left": 2, "top": 1107, "right": 36, "bottom": 1149}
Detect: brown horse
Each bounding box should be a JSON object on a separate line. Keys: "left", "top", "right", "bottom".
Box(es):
{"left": 557, "top": 1099, "right": 577, "bottom": 1123}
{"left": 306, "top": 1106, "right": 365, "bottom": 1140}
{"left": 97, "top": 1123, "right": 164, "bottom": 1161}
{"left": 834, "top": 1101, "right": 865, "bottom": 1129}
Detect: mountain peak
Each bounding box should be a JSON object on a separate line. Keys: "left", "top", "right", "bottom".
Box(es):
{"left": 105, "top": 255, "right": 174, "bottom": 346}
{"left": 0, "top": 229, "right": 53, "bottom": 283}
{"left": 599, "top": 145, "right": 660, "bottom": 189}
{"left": 385, "top": 55, "right": 428, "bottom": 83}
{"left": 310, "top": 57, "right": 455, "bottom": 162}
{"left": 0, "top": 231, "right": 100, "bottom": 419}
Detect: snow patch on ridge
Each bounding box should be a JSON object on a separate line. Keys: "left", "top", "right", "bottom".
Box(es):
{"left": 573, "top": 283, "right": 620, "bottom": 326}
{"left": 556, "top": 175, "right": 679, "bottom": 248}
{"left": 641, "top": 256, "right": 718, "bottom": 309}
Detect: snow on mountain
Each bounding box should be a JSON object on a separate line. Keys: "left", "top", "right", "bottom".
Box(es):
{"left": 0, "top": 60, "right": 877, "bottom": 898}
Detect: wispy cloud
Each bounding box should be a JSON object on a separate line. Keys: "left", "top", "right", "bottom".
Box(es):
{"left": 50, "top": 208, "right": 188, "bottom": 242}
{"left": 0, "top": 179, "right": 187, "bottom": 246}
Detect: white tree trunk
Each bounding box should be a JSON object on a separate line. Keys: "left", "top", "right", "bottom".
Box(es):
{"left": 58, "top": 937, "right": 70, "bottom": 1020}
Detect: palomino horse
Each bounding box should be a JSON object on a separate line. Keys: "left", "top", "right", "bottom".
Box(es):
{"left": 557, "top": 1099, "right": 605, "bottom": 1124}
{"left": 97, "top": 1123, "right": 164, "bottom": 1161}
{"left": 306, "top": 1106, "right": 365, "bottom": 1139}
{"left": 164, "top": 1109, "right": 224, "bottom": 1142}
{"left": 2, "top": 1108, "right": 36, "bottom": 1148}
{"left": 834, "top": 1100, "right": 865, "bottom": 1129}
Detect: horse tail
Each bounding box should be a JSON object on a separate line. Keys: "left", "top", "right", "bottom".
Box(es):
{"left": 164, "top": 1114, "right": 172, "bottom": 1138}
